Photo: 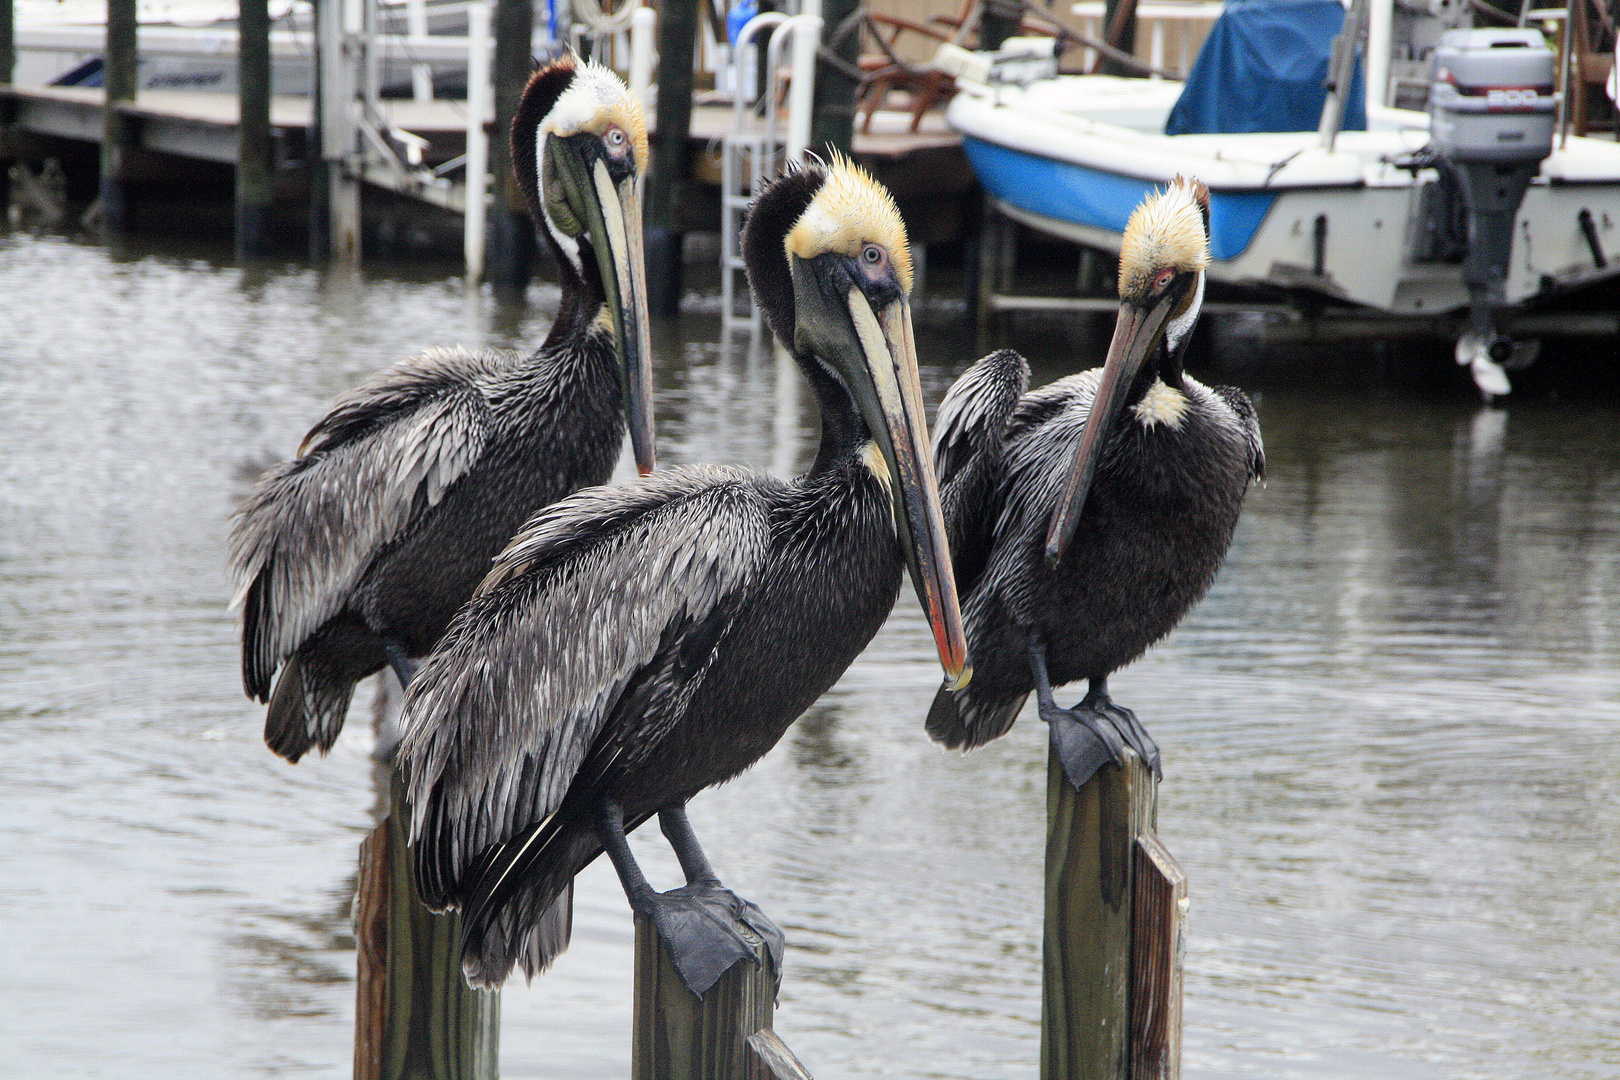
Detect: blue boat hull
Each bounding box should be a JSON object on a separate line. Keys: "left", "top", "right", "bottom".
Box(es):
{"left": 960, "top": 135, "right": 1279, "bottom": 261}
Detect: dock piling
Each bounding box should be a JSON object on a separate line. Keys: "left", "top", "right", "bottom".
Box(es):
{"left": 354, "top": 770, "right": 499, "bottom": 1080}
{"left": 100, "top": 0, "right": 137, "bottom": 232}
{"left": 648, "top": 0, "right": 698, "bottom": 316}
{"left": 236, "top": 0, "right": 273, "bottom": 256}
{"left": 633, "top": 912, "right": 811, "bottom": 1080}
{"left": 1042, "top": 747, "right": 1185, "bottom": 1080}
{"left": 488, "top": 0, "right": 535, "bottom": 290}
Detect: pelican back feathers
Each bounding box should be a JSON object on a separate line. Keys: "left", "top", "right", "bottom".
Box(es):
{"left": 399, "top": 466, "right": 767, "bottom": 983}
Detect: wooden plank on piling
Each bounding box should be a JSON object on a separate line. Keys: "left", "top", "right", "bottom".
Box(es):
{"left": 631, "top": 912, "right": 778, "bottom": 1080}
{"left": 1041, "top": 748, "right": 1157, "bottom": 1080}
{"left": 1128, "top": 835, "right": 1186, "bottom": 1080}
{"left": 745, "top": 1028, "right": 815, "bottom": 1080}
{"left": 353, "top": 772, "right": 498, "bottom": 1080}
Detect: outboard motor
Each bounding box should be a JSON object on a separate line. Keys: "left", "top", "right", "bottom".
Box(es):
{"left": 1429, "top": 28, "right": 1557, "bottom": 398}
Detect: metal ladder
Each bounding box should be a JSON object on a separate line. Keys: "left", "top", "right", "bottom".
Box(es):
{"left": 719, "top": 6, "right": 822, "bottom": 335}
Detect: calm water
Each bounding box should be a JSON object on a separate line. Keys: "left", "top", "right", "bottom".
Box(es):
{"left": 1, "top": 230, "right": 1617, "bottom": 1080}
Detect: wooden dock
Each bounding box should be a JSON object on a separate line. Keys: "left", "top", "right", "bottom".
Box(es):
{"left": 0, "top": 84, "right": 976, "bottom": 245}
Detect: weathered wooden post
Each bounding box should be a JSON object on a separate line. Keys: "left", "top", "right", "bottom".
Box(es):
{"left": 1042, "top": 748, "right": 1186, "bottom": 1080}
{"left": 632, "top": 918, "right": 813, "bottom": 1080}
{"left": 810, "top": 0, "right": 857, "bottom": 157}
{"left": 355, "top": 770, "right": 499, "bottom": 1080}
{"left": 315, "top": 0, "right": 360, "bottom": 262}
{"left": 237, "top": 0, "right": 274, "bottom": 256}
{"left": 647, "top": 0, "right": 697, "bottom": 316}
{"left": 101, "top": 0, "right": 138, "bottom": 232}
{"left": 1, "top": 0, "right": 13, "bottom": 216}
{"left": 487, "top": 0, "right": 536, "bottom": 290}
{"left": 1094, "top": 0, "right": 1139, "bottom": 77}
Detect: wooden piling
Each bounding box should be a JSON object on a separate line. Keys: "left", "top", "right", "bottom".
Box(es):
{"left": 488, "top": 0, "right": 536, "bottom": 290}
{"left": 1041, "top": 748, "right": 1185, "bottom": 1080}
{"left": 647, "top": 0, "right": 697, "bottom": 315}
{"left": 810, "top": 0, "right": 859, "bottom": 157}
{"left": 101, "top": 0, "right": 138, "bottom": 232}
{"left": 355, "top": 771, "right": 499, "bottom": 1080}
{"left": 632, "top": 913, "right": 807, "bottom": 1080}
{"left": 236, "top": 0, "right": 273, "bottom": 256}
{"left": 1, "top": 0, "right": 14, "bottom": 85}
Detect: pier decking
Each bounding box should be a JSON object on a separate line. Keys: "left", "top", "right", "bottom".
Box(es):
{"left": 0, "top": 84, "right": 976, "bottom": 241}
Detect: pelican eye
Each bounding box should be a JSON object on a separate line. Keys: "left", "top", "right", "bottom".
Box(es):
{"left": 859, "top": 242, "right": 889, "bottom": 281}
{"left": 1153, "top": 268, "right": 1175, "bottom": 291}
{"left": 604, "top": 125, "right": 628, "bottom": 156}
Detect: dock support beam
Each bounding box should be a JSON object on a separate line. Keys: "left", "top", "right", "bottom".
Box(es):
{"left": 632, "top": 916, "right": 813, "bottom": 1080}
{"left": 810, "top": 0, "right": 855, "bottom": 157}
{"left": 355, "top": 770, "right": 500, "bottom": 1080}
{"left": 316, "top": 0, "right": 359, "bottom": 262}
{"left": 101, "top": 0, "right": 138, "bottom": 233}
{"left": 488, "top": 0, "right": 535, "bottom": 290}
{"left": 1042, "top": 749, "right": 1186, "bottom": 1080}
{"left": 1, "top": 0, "right": 12, "bottom": 215}
{"left": 237, "top": 0, "right": 274, "bottom": 256}
{"left": 647, "top": 0, "right": 697, "bottom": 316}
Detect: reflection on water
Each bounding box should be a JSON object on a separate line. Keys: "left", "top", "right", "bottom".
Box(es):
{"left": 0, "top": 231, "right": 1616, "bottom": 1079}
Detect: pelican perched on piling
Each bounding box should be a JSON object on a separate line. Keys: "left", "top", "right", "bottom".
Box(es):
{"left": 396, "top": 156, "right": 969, "bottom": 993}
{"left": 926, "top": 176, "right": 1263, "bottom": 790}
{"left": 230, "top": 58, "right": 654, "bottom": 763}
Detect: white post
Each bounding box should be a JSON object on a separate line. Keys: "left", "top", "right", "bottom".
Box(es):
{"left": 321, "top": 0, "right": 361, "bottom": 260}
{"left": 786, "top": 9, "right": 819, "bottom": 163}
{"left": 630, "top": 5, "right": 656, "bottom": 109}
{"left": 465, "top": 0, "right": 493, "bottom": 282}
{"left": 1366, "top": 0, "right": 1390, "bottom": 111}
{"left": 408, "top": 0, "right": 433, "bottom": 101}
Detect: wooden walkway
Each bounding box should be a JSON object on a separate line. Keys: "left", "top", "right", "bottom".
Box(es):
{"left": 0, "top": 85, "right": 976, "bottom": 240}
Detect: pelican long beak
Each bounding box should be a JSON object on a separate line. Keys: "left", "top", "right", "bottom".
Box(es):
{"left": 1043, "top": 294, "right": 1176, "bottom": 567}
{"left": 792, "top": 268, "right": 969, "bottom": 689}
{"left": 552, "top": 140, "right": 655, "bottom": 475}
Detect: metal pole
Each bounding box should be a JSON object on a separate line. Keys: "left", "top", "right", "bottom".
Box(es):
{"left": 785, "top": 13, "right": 819, "bottom": 163}
{"left": 237, "top": 0, "right": 274, "bottom": 256}
{"left": 629, "top": 5, "right": 656, "bottom": 110}
{"left": 465, "top": 0, "right": 493, "bottom": 282}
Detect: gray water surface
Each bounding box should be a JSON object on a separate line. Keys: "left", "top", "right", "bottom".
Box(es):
{"left": 1, "top": 232, "right": 1617, "bottom": 1079}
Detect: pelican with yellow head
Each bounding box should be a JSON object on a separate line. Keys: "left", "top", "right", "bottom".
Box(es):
{"left": 925, "top": 176, "right": 1265, "bottom": 791}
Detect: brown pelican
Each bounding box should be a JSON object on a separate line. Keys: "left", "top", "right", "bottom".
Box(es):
{"left": 396, "top": 156, "right": 969, "bottom": 994}
{"left": 230, "top": 57, "right": 654, "bottom": 763}
{"left": 926, "top": 176, "right": 1263, "bottom": 790}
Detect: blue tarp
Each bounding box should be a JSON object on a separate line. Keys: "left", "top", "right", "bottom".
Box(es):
{"left": 1164, "top": 0, "right": 1365, "bottom": 136}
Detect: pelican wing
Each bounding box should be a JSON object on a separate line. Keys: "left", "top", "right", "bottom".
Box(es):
{"left": 932, "top": 349, "right": 1029, "bottom": 486}
{"left": 398, "top": 465, "right": 769, "bottom": 908}
{"left": 230, "top": 347, "right": 506, "bottom": 700}
{"left": 1213, "top": 384, "right": 1266, "bottom": 483}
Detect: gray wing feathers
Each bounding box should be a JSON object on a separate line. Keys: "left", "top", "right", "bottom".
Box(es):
{"left": 995, "top": 369, "right": 1102, "bottom": 541}
{"left": 933, "top": 349, "right": 1030, "bottom": 484}
{"left": 399, "top": 466, "right": 767, "bottom": 899}
{"left": 229, "top": 347, "right": 503, "bottom": 693}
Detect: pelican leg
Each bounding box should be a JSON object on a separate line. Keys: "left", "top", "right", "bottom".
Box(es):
{"left": 1080, "top": 677, "right": 1161, "bottom": 780}
{"left": 659, "top": 804, "right": 784, "bottom": 981}
{"left": 1029, "top": 632, "right": 1125, "bottom": 791}
{"left": 598, "top": 799, "right": 781, "bottom": 998}
{"left": 383, "top": 637, "right": 418, "bottom": 688}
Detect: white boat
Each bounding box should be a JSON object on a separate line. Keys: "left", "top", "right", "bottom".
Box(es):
{"left": 947, "top": 0, "right": 1620, "bottom": 391}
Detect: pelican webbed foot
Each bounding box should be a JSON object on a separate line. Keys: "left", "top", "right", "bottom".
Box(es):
{"left": 1078, "top": 677, "right": 1161, "bottom": 781}
{"left": 600, "top": 800, "right": 784, "bottom": 998}
{"left": 1028, "top": 637, "right": 1160, "bottom": 790}
{"left": 638, "top": 881, "right": 784, "bottom": 999}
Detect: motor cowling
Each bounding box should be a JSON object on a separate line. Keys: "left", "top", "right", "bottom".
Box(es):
{"left": 1427, "top": 28, "right": 1559, "bottom": 399}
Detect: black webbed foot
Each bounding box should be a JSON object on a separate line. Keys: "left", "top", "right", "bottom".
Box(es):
{"left": 634, "top": 882, "right": 785, "bottom": 998}
{"left": 1080, "top": 681, "right": 1161, "bottom": 781}
{"left": 1040, "top": 695, "right": 1127, "bottom": 791}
